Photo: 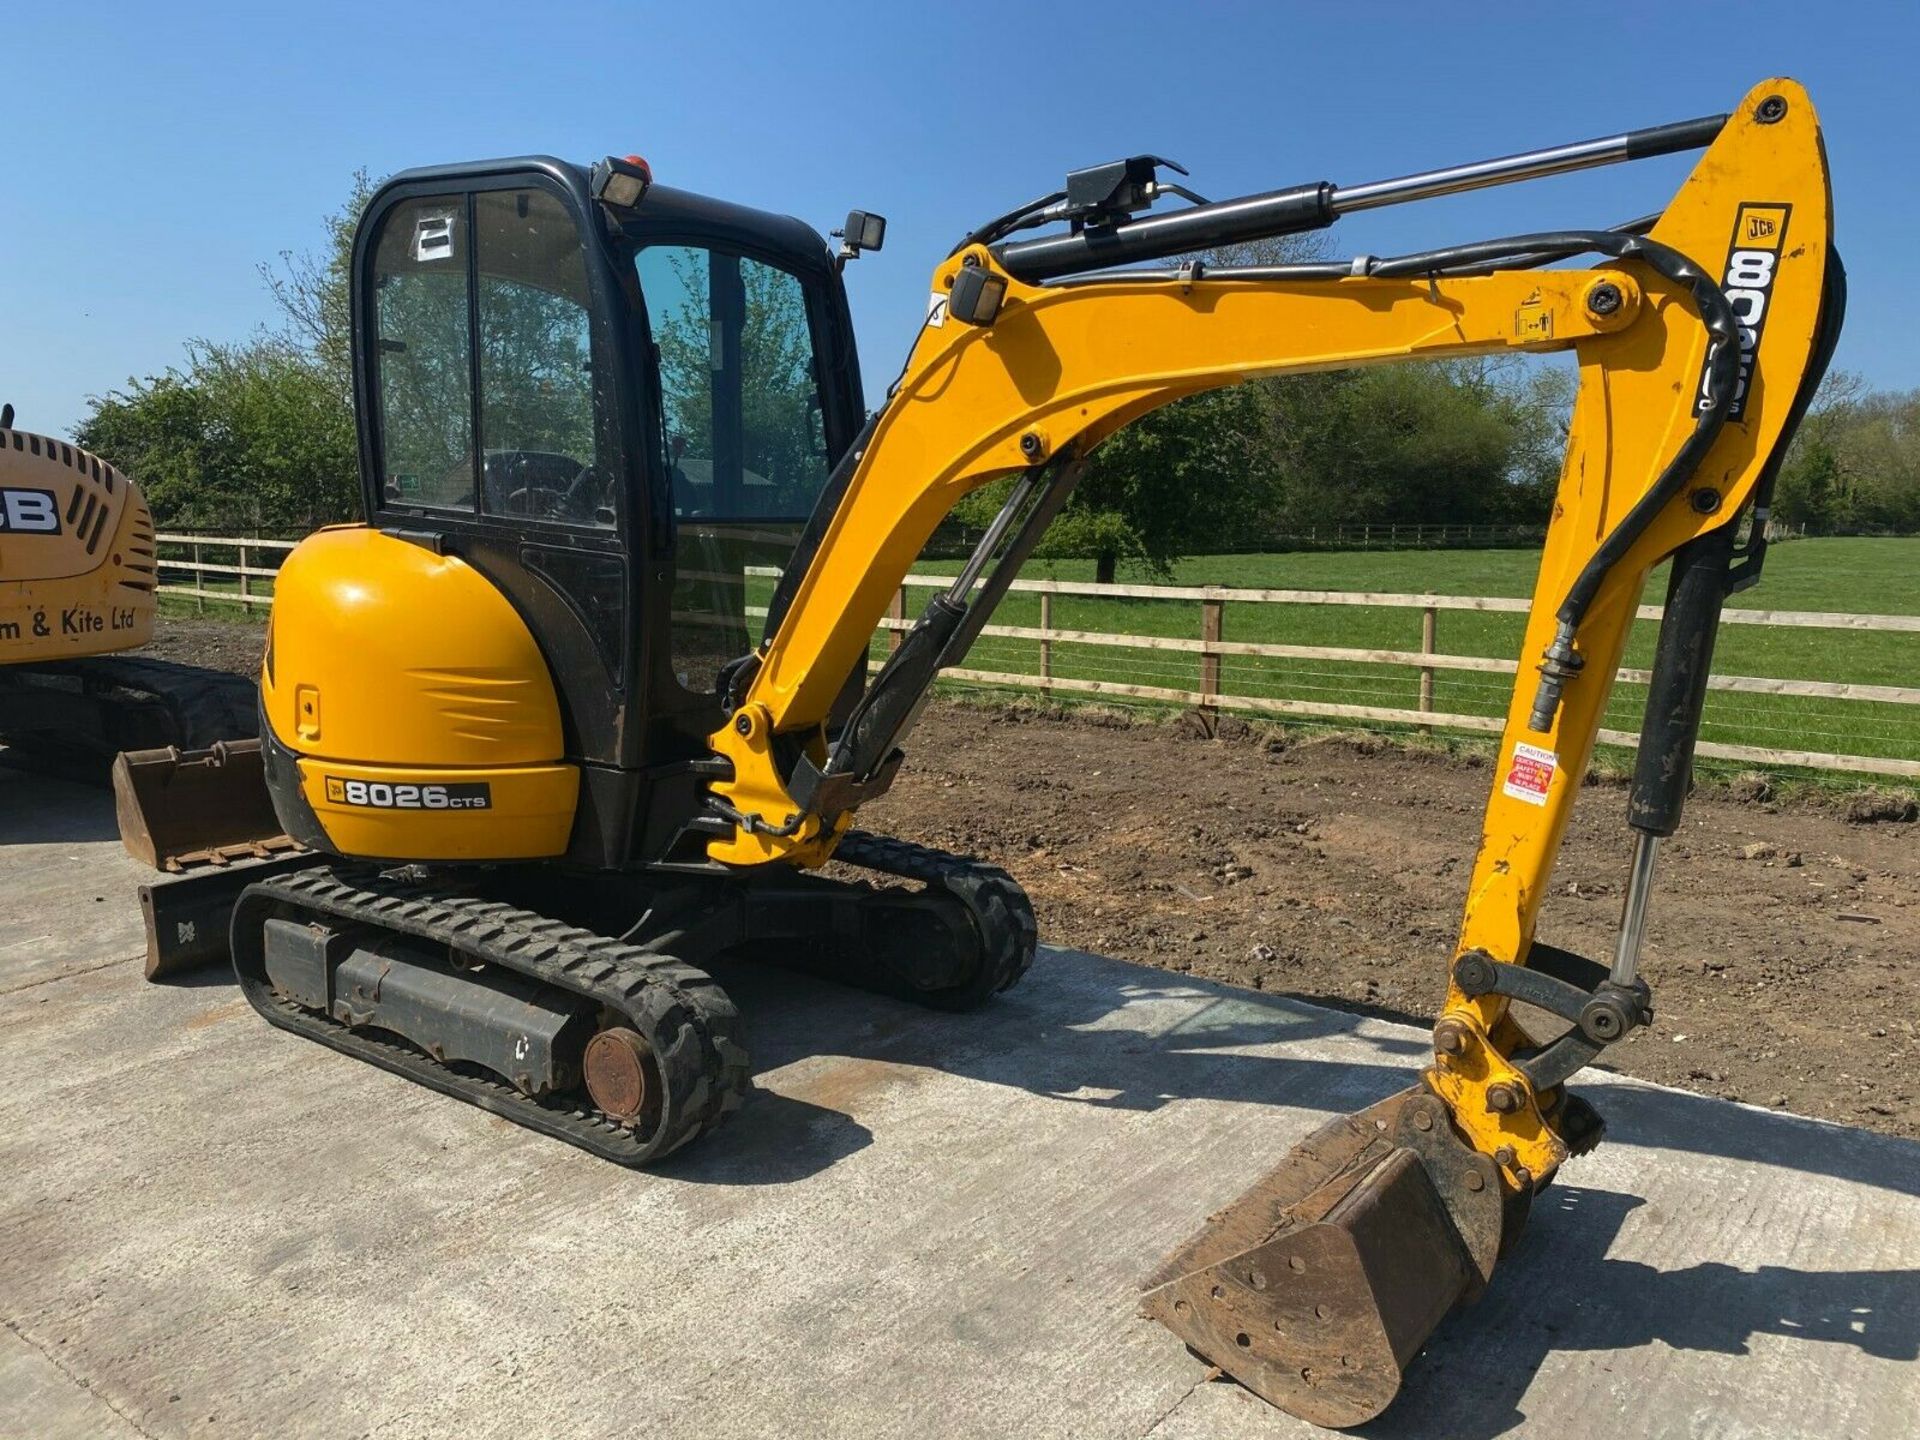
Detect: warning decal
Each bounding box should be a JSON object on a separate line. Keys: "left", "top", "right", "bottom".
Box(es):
{"left": 1501, "top": 742, "right": 1558, "bottom": 807}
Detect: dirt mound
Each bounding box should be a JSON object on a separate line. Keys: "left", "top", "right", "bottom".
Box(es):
{"left": 861, "top": 702, "right": 1919, "bottom": 1140}
{"left": 1844, "top": 788, "right": 1920, "bottom": 825}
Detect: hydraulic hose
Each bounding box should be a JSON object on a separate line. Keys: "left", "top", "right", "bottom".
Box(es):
{"left": 1044, "top": 225, "right": 1739, "bottom": 731}
{"left": 1397, "top": 234, "right": 1745, "bottom": 731}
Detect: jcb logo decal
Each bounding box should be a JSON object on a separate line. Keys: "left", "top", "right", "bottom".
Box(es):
{"left": 1698, "top": 203, "right": 1791, "bottom": 422}
{"left": 0, "top": 488, "right": 60, "bottom": 533}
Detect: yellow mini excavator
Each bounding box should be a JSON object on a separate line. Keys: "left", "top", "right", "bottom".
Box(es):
{"left": 0, "top": 410, "right": 256, "bottom": 772}
{"left": 222, "top": 80, "right": 1837, "bottom": 1425}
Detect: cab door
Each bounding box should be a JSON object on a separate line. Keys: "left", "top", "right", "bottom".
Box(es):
{"left": 630, "top": 236, "right": 861, "bottom": 759}
{"left": 357, "top": 168, "right": 642, "bottom": 776}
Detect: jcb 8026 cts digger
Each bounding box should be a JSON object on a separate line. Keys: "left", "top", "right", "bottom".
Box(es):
{"left": 231, "top": 79, "right": 1836, "bottom": 1426}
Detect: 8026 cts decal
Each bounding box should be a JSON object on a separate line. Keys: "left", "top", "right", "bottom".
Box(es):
{"left": 324, "top": 777, "right": 491, "bottom": 810}
{"left": 1697, "top": 202, "right": 1791, "bottom": 421}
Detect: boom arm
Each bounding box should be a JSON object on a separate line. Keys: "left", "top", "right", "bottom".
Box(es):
{"left": 709, "top": 81, "right": 1829, "bottom": 1194}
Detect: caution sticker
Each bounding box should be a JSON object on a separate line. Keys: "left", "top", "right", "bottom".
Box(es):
{"left": 1512, "top": 286, "right": 1553, "bottom": 341}
{"left": 1501, "top": 742, "right": 1558, "bottom": 807}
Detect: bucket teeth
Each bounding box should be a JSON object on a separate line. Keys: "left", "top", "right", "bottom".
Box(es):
{"left": 1142, "top": 1084, "right": 1508, "bottom": 1428}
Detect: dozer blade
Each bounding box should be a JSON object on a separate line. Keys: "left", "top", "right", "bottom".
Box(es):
{"left": 1142, "top": 1083, "right": 1511, "bottom": 1429}
{"left": 111, "top": 739, "right": 297, "bottom": 873}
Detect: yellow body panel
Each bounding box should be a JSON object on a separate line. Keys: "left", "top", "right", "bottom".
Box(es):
{"left": 0, "top": 431, "right": 156, "bottom": 663}
{"left": 707, "top": 79, "right": 1833, "bottom": 1190}
{"left": 263, "top": 525, "right": 577, "bottom": 860}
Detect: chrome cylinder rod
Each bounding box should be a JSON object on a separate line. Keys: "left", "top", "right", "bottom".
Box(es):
{"left": 944, "top": 471, "right": 1038, "bottom": 605}
{"left": 1611, "top": 831, "right": 1663, "bottom": 986}
{"left": 1331, "top": 114, "right": 1725, "bottom": 215}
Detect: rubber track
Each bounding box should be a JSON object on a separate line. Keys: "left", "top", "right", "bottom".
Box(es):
{"left": 232, "top": 866, "right": 751, "bottom": 1166}
{"left": 0, "top": 655, "right": 256, "bottom": 758}
{"left": 834, "top": 830, "right": 1039, "bottom": 1009}
{"left": 79, "top": 655, "right": 258, "bottom": 749}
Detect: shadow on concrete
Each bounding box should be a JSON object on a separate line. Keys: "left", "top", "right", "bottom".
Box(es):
{"left": 145, "top": 964, "right": 240, "bottom": 989}
{"left": 645, "top": 946, "right": 1425, "bottom": 1186}
{"left": 1593, "top": 1081, "right": 1920, "bottom": 1201}
{"left": 711, "top": 946, "right": 1920, "bottom": 1202}
{"left": 717, "top": 947, "right": 1427, "bottom": 1117}
{"left": 0, "top": 767, "right": 122, "bottom": 846}
{"left": 1373, "top": 1185, "right": 1920, "bottom": 1439}
{"left": 107, "top": 918, "right": 1920, "bottom": 1204}
{"left": 659, "top": 1088, "right": 875, "bottom": 1186}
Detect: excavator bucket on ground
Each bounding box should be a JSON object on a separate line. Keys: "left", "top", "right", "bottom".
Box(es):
{"left": 1142, "top": 1084, "right": 1508, "bottom": 1427}
{"left": 111, "top": 740, "right": 294, "bottom": 872}
{"left": 114, "top": 739, "right": 321, "bottom": 982}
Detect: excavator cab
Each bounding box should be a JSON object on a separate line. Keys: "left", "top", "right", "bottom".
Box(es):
{"left": 264, "top": 160, "right": 869, "bottom": 868}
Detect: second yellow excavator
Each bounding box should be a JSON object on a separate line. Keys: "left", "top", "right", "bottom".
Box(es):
{"left": 0, "top": 410, "right": 257, "bottom": 772}
{"left": 211, "top": 79, "right": 1836, "bottom": 1425}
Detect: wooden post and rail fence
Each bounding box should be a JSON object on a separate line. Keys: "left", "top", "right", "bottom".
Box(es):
{"left": 153, "top": 532, "right": 1920, "bottom": 781}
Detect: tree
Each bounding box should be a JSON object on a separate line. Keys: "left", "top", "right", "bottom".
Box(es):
{"left": 76, "top": 338, "right": 358, "bottom": 529}
{"left": 75, "top": 176, "right": 376, "bottom": 529}
{"left": 1775, "top": 373, "right": 1920, "bottom": 534}
{"left": 955, "top": 234, "right": 1331, "bottom": 581}
{"left": 1262, "top": 359, "right": 1570, "bottom": 531}
{"left": 261, "top": 171, "right": 379, "bottom": 403}
{"left": 647, "top": 247, "right": 827, "bottom": 514}
{"left": 1832, "top": 390, "right": 1920, "bottom": 532}
{"left": 1041, "top": 382, "right": 1279, "bottom": 582}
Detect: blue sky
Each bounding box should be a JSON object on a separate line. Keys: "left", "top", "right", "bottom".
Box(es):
{"left": 4, "top": 2, "right": 1915, "bottom": 439}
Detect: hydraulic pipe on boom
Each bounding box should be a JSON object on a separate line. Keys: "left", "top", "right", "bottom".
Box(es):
{"left": 994, "top": 112, "right": 1727, "bottom": 281}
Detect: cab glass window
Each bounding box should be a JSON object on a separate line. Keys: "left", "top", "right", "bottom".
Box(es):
{"left": 636, "top": 245, "right": 831, "bottom": 522}
{"left": 637, "top": 244, "right": 835, "bottom": 694}
{"left": 372, "top": 197, "right": 474, "bottom": 511}
{"left": 474, "top": 189, "right": 609, "bottom": 526}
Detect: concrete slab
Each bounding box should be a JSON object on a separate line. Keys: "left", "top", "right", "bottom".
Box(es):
{"left": 2, "top": 770, "right": 1916, "bottom": 1439}
{"left": 0, "top": 767, "right": 151, "bottom": 993}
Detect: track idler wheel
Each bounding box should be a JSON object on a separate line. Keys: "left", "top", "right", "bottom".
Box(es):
{"left": 583, "top": 1027, "right": 660, "bottom": 1125}
{"left": 1141, "top": 1084, "right": 1513, "bottom": 1428}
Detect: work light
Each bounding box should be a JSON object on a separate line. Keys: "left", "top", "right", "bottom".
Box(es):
{"left": 591, "top": 154, "right": 653, "bottom": 210}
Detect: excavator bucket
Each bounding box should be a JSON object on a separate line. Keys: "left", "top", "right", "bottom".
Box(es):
{"left": 111, "top": 739, "right": 295, "bottom": 872}
{"left": 1142, "top": 1084, "right": 1512, "bottom": 1428}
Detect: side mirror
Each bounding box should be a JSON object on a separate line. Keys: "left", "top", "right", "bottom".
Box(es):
{"left": 833, "top": 209, "right": 887, "bottom": 270}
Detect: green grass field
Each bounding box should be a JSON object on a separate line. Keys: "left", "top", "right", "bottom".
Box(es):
{"left": 160, "top": 535, "right": 1919, "bottom": 771}
{"left": 902, "top": 537, "right": 1920, "bottom": 768}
